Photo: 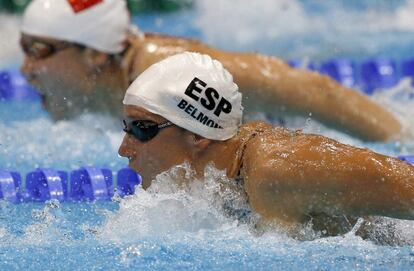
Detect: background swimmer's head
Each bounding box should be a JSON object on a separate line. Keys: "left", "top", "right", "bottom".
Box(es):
{"left": 19, "top": 0, "right": 133, "bottom": 119}
{"left": 19, "top": 32, "right": 128, "bottom": 120}
{"left": 119, "top": 52, "right": 243, "bottom": 187}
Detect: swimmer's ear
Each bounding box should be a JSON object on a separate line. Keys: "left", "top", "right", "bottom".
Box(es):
{"left": 83, "top": 48, "right": 110, "bottom": 69}
{"left": 192, "top": 134, "right": 211, "bottom": 150}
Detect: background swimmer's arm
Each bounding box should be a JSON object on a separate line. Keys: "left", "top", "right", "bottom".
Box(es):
{"left": 215, "top": 52, "right": 402, "bottom": 142}
{"left": 135, "top": 34, "right": 401, "bottom": 141}
{"left": 242, "top": 131, "right": 414, "bottom": 223}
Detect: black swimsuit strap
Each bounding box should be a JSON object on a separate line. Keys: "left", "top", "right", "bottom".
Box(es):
{"left": 235, "top": 127, "right": 267, "bottom": 186}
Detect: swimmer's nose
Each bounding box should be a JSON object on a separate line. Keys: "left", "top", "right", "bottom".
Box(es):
{"left": 118, "top": 135, "right": 136, "bottom": 158}
{"left": 21, "top": 57, "right": 35, "bottom": 77}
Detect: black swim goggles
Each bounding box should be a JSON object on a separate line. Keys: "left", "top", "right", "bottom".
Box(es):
{"left": 123, "top": 119, "right": 174, "bottom": 142}
{"left": 20, "top": 36, "right": 83, "bottom": 60}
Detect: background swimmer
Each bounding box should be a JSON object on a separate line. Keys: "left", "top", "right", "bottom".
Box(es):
{"left": 20, "top": 0, "right": 402, "bottom": 141}
{"left": 118, "top": 52, "right": 414, "bottom": 235}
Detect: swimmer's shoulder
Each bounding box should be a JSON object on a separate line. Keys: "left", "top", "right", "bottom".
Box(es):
{"left": 239, "top": 121, "right": 296, "bottom": 174}
{"left": 238, "top": 121, "right": 291, "bottom": 147}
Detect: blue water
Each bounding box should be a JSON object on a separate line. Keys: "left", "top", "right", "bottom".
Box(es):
{"left": 2, "top": 0, "right": 414, "bottom": 270}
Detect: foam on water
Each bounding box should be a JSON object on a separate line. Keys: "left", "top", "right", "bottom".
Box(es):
{"left": 98, "top": 163, "right": 414, "bottom": 245}
{"left": 0, "top": 103, "right": 125, "bottom": 173}
{"left": 100, "top": 163, "right": 255, "bottom": 241}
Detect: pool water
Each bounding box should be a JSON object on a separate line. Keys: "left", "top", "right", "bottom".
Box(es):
{"left": 2, "top": 0, "right": 414, "bottom": 270}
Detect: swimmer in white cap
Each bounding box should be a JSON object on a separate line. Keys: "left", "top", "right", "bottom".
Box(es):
{"left": 20, "top": 0, "right": 402, "bottom": 141}
{"left": 119, "top": 52, "right": 414, "bottom": 236}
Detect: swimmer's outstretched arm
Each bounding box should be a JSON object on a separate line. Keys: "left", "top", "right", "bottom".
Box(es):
{"left": 241, "top": 129, "right": 414, "bottom": 223}
{"left": 215, "top": 53, "right": 402, "bottom": 142}
{"left": 135, "top": 34, "right": 402, "bottom": 142}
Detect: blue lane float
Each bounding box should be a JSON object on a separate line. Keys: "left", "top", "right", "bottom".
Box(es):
{"left": 0, "top": 171, "right": 21, "bottom": 203}
{"left": 70, "top": 167, "right": 113, "bottom": 201}
{"left": 401, "top": 58, "right": 414, "bottom": 77}
{"left": 0, "top": 167, "right": 141, "bottom": 203}
{"left": 287, "top": 59, "right": 317, "bottom": 70}
{"left": 401, "top": 58, "right": 414, "bottom": 85}
{"left": 117, "top": 167, "right": 142, "bottom": 197}
{"left": 285, "top": 57, "right": 414, "bottom": 95}
{"left": 25, "top": 169, "right": 68, "bottom": 202}
{"left": 319, "top": 59, "right": 357, "bottom": 88}
{"left": 0, "top": 70, "right": 40, "bottom": 102}
{"left": 360, "top": 59, "right": 398, "bottom": 95}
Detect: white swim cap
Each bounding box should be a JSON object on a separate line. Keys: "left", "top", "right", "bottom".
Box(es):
{"left": 21, "top": 0, "right": 130, "bottom": 53}
{"left": 123, "top": 52, "right": 243, "bottom": 141}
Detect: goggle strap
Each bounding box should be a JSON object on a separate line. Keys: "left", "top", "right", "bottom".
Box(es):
{"left": 158, "top": 121, "right": 173, "bottom": 129}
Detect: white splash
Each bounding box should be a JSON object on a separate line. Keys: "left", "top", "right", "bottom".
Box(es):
{"left": 100, "top": 163, "right": 257, "bottom": 243}
{"left": 23, "top": 200, "right": 69, "bottom": 245}
{"left": 0, "top": 110, "right": 125, "bottom": 172}
{"left": 394, "top": 0, "right": 414, "bottom": 31}
{"left": 98, "top": 162, "right": 414, "bottom": 248}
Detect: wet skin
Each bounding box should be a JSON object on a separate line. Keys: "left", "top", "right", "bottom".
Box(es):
{"left": 20, "top": 35, "right": 125, "bottom": 120}
{"left": 119, "top": 105, "right": 414, "bottom": 234}
{"left": 118, "top": 105, "right": 241, "bottom": 189}
{"left": 21, "top": 33, "right": 402, "bottom": 141}
{"left": 118, "top": 105, "right": 193, "bottom": 189}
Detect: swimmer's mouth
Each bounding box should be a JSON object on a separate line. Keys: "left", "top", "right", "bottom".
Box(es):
{"left": 25, "top": 74, "right": 42, "bottom": 88}
{"left": 24, "top": 73, "right": 37, "bottom": 82}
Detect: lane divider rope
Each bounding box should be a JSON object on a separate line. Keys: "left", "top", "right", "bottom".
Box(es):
{"left": 0, "top": 167, "right": 141, "bottom": 202}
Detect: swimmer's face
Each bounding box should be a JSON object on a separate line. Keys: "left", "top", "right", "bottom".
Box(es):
{"left": 20, "top": 34, "right": 95, "bottom": 92}
{"left": 20, "top": 34, "right": 107, "bottom": 118}
{"left": 118, "top": 105, "right": 194, "bottom": 189}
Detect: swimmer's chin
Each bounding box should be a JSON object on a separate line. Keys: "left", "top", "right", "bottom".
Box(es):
{"left": 127, "top": 161, "right": 143, "bottom": 175}
{"left": 28, "top": 81, "right": 49, "bottom": 95}
{"left": 127, "top": 163, "right": 136, "bottom": 171}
